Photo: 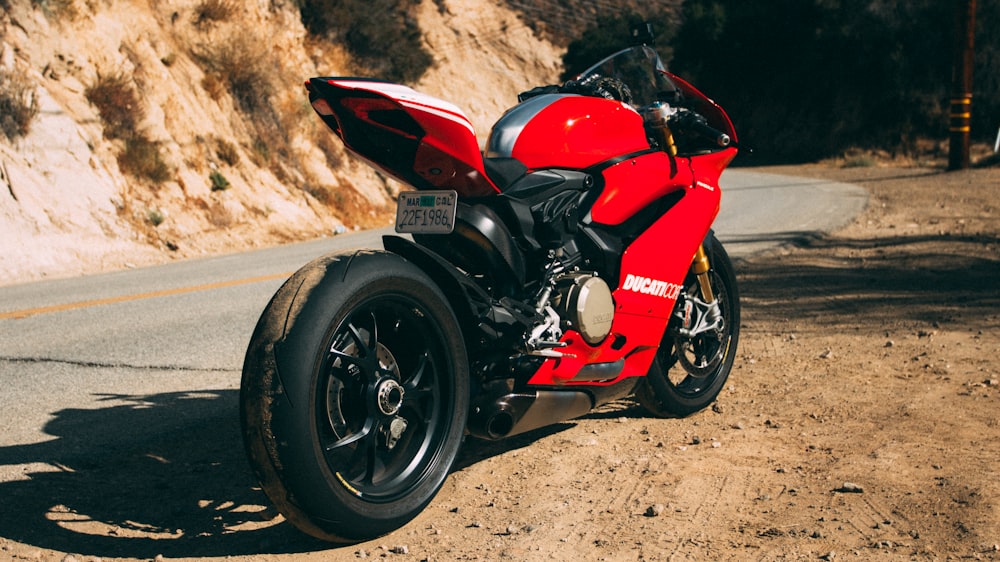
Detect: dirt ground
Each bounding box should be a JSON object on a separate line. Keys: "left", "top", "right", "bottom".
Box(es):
{"left": 0, "top": 162, "right": 997, "bottom": 561}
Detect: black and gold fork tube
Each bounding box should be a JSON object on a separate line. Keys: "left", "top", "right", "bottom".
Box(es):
{"left": 691, "top": 245, "right": 715, "bottom": 303}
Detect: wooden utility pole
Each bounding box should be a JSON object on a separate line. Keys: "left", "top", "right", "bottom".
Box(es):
{"left": 949, "top": 0, "right": 976, "bottom": 170}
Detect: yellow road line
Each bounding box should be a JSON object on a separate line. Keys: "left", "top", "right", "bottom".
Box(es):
{"left": 0, "top": 272, "right": 291, "bottom": 320}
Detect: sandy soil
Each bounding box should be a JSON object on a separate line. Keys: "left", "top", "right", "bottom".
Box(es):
{"left": 0, "top": 163, "right": 997, "bottom": 561}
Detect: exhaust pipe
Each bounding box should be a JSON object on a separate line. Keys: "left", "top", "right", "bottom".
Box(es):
{"left": 467, "top": 390, "right": 593, "bottom": 440}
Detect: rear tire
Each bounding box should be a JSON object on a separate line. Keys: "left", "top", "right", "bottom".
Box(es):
{"left": 241, "top": 251, "right": 468, "bottom": 543}
{"left": 637, "top": 235, "right": 740, "bottom": 417}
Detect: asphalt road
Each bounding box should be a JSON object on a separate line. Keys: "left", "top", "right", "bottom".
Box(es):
{"left": 0, "top": 170, "right": 866, "bottom": 481}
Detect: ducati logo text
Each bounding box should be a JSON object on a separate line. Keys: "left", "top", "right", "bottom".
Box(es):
{"left": 621, "top": 274, "right": 683, "bottom": 300}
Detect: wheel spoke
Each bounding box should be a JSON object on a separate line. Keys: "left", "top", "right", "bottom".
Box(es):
{"left": 323, "top": 418, "right": 374, "bottom": 452}
{"left": 345, "top": 311, "right": 378, "bottom": 359}
{"left": 328, "top": 347, "right": 363, "bottom": 369}
{"left": 402, "top": 352, "right": 435, "bottom": 399}
{"left": 360, "top": 422, "right": 380, "bottom": 486}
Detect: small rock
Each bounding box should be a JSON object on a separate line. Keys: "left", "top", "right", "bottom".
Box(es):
{"left": 644, "top": 504, "right": 666, "bottom": 517}
{"left": 834, "top": 482, "right": 864, "bottom": 494}
{"left": 390, "top": 545, "right": 409, "bottom": 555}
{"left": 505, "top": 525, "right": 520, "bottom": 535}
{"left": 884, "top": 340, "right": 894, "bottom": 347}
{"left": 691, "top": 435, "right": 702, "bottom": 445}
{"left": 819, "top": 349, "right": 833, "bottom": 359}
{"left": 711, "top": 441, "right": 721, "bottom": 448}
{"left": 819, "top": 552, "right": 836, "bottom": 561}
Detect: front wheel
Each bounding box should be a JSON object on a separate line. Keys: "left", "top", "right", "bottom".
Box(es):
{"left": 637, "top": 235, "right": 740, "bottom": 417}
{"left": 241, "top": 251, "right": 469, "bottom": 543}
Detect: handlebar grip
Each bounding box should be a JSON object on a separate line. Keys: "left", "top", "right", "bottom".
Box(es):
{"left": 671, "top": 110, "right": 731, "bottom": 147}
{"left": 693, "top": 122, "right": 731, "bottom": 147}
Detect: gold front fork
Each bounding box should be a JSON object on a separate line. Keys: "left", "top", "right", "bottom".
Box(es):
{"left": 691, "top": 245, "right": 716, "bottom": 303}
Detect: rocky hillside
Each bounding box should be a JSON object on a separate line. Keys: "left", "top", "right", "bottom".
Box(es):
{"left": 0, "top": 0, "right": 563, "bottom": 285}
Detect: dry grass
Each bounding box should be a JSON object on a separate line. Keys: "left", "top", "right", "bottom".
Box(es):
{"left": 0, "top": 66, "right": 39, "bottom": 141}
{"left": 118, "top": 136, "right": 171, "bottom": 183}
{"left": 86, "top": 71, "right": 172, "bottom": 183}
{"left": 193, "top": 0, "right": 237, "bottom": 26}
{"left": 85, "top": 72, "right": 143, "bottom": 140}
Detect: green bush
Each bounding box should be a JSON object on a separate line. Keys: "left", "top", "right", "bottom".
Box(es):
{"left": 294, "top": 0, "right": 433, "bottom": 83}
{"left": 147, "top": 208, "right": 166, "bottom": 227}
{"left": 0, "top": 67, "right": 39, "bottom": 141}
{"left": 209, "top": 169, "right": 230, "bottom": 191}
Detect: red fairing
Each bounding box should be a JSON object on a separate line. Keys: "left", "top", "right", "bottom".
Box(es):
{"left": 528, "top": 147, "right": 738, "bottom": 386}
{"left": 665, "top": 72, "right": 738, "bottom": 142}
{"left": 309, "top": 78, "right": 498, "bottom": 196}
{"left": 486, "top": 95, "right": 651, "bottom": 169}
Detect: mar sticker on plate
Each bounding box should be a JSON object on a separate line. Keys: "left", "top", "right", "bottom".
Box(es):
{"left": 395, "top": 190, "right": 457, "bottom": 234}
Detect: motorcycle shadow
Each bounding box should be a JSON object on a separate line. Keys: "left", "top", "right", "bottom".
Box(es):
{"left": 0, "top": 389, "right": 648, "bottom": 558}
{"left": 0, "top": 388, "right": 329, "bottom": 559}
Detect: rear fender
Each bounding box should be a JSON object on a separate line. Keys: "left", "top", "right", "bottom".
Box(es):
{"left": 411, "top": 202, "right": 527, "bottom": 296}
{"left": 381, "top": 235, "right": 486, "bottom": 343}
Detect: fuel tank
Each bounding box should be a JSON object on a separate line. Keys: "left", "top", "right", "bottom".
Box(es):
{"left": 485, "top": 94, "right": 651, "bottom": 170}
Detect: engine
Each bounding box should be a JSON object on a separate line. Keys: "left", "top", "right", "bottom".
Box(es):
{"left": 551, "top": 273, "right": 615, "bottom": 345}
{"left": 525, "top": 269, "right": 615, "bottom": 355}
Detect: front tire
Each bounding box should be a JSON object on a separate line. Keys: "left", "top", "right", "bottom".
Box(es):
{"left": 241, "top": 251, "right": 469, "bottom": 543}
{"left": 637, "top": 235, "right": 740, "bottom": 417}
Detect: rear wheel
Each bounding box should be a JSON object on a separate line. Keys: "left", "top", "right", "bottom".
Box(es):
{"left": 637, "top": 235, "right": 740, "bottom": 417}
{"left": 241, "top": 251, "right": 468, "bottom": 543}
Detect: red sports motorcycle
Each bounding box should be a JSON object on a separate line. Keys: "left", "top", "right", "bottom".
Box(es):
{"left": 241, "top": 33, "right": 740, "bottom": 543}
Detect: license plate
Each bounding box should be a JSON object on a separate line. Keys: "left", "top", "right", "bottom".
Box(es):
{"left": 394, "top": 190, "right": 457, "bottom": 234}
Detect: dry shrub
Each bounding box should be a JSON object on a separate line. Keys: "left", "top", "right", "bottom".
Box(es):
{"left": 31, "top": 0, "right": 77, "bottom": 18}
{"left": 215, "top": 137, "right": 240, "bottom": 166}
{"left": 85, "top": 72, "right": 143, "bottom": 140}
{"left": 296, "top": 0, "right": 432, "bottom": 83}
{"left": 118, "top": 136, "right": 171, "bottom": 183}
{"left": 193, "top": 0, "right": 236, "bottom": 26}
{"left": 85, "top": 71, "right": 172, "bottom": 183}
{"left": 197, "top": 35, "right": 275, "bottom": 118}
{"left": 0, "top": 67, "right": 40, "bottom": 141}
